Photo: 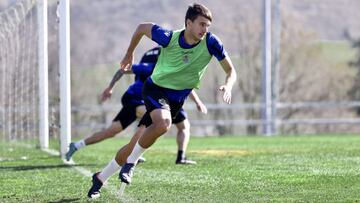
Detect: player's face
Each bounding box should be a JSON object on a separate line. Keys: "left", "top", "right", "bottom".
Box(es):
{"left": 187, "top": 16, "right": 211, "bottom": 41}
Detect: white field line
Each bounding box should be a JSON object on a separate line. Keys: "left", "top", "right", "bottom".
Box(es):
{"left": 5, "top": 143, "right": 138, "bottom": 202}
{"left": 40, "top": 148, "right": 128, "bottom": 200}
{"left": 41, "top": 148, "right": 94, "bottom": 177}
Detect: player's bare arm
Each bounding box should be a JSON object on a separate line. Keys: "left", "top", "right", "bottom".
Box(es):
{"left": 100, "top": 69, "right": 132, "bottom": 103}
{"left": 219, "top": 56, "right": 237, "bottom": 104}
{"left": 120, "top": 23, "right": 154, "bottom": 71}
{"left": 189, "top": 90, "right": 207, "bottom": 114}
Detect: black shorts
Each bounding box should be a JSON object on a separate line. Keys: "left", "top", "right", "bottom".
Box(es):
{"left": 172, "top": 108, "right": 187, "bottom": 124}
{"left": 138, "top": 79, "right": 188, "bottom": 127}
{"left": 113, "top": 92, "right": 144, "bottom": 129}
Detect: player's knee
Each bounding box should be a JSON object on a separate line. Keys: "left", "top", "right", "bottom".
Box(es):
{"left": 154, "top": 119, "right": 171, "bottom": 134}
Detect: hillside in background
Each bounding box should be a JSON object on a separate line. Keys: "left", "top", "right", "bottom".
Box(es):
{"left": 68, "top": 0, "right": 360, "bottom": 66}
{"left": 2, "top": 0, "right": 359, "bottom": 66}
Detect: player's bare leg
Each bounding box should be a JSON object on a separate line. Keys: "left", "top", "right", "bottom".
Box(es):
{"left": 119, "top": 109, "right": 172, "bottom": 184}
{"left": 66, "top": 122, "right": 123, "bottom": 161}
{"left": 115, "top": 126, "right": 146, "bottom": 165}
{"left": 115, "top": 125, "right": 146, "bottom": 197}
{"left": 175, "top": 119, "right": 196, "bottom": 164}
{"left": 85, "top": 122, "right": 123, "bottom": 145}
{"left": 87, "top": 126, "right": 146, "bottom": 198}
{"left": 68, "top": 105, "right": 145, "bottom": 162}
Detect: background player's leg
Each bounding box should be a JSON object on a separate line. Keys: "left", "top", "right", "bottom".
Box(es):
{"left": 175, "top": 119, "right": 190, "bottom": 153}
{"left": 175, "top": 119, "right": 190, "bottom": 162}
{"left": 84, "top": 121, "right": 123, "bottom": 145}
{"left": 66, "top": 122, "right": 123, "bottom": 161}
{"left": 175, "top": 119, "right": 196, "bottom": 164}
{"left": 67, "top": 103, "right": 142, "bottom": 161}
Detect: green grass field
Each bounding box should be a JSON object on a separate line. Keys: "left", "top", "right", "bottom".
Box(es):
{"left": 1, "top": 135, "right": 360, "bottom": 202}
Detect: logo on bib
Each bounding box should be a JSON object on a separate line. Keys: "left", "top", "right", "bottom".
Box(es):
{"left": 158, "top": 99, "right": 167, "bottom": 106}
{"left": 183, "top": 55, "right": 189, "bottom": 63}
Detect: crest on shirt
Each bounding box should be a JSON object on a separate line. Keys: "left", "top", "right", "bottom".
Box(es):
{"left": 181, "top": 50, "right": 193, "bottom": 64}
{"left": 183, "top": 55, "right": 189, "bottom": 64}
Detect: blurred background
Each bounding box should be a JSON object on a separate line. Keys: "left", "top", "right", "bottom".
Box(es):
{"left": 2, "top": 0, "right": 360, "bottom": 138}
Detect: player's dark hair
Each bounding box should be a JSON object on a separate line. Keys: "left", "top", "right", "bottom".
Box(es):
{"left": 185, "top": 3, "right": 212, "bottom": 27}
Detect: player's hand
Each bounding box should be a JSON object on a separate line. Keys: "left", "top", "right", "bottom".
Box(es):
{"left": 100, "top": 87, "right": 113, "bottom": 103}
{"left": 120, "top": 52, "right": 134, "bottom": 71}
{"left": 196, "top": 102, "right": 208, "bottom": 114}
{"left": 219, "top": 85, "right": 232, "bottom": 104}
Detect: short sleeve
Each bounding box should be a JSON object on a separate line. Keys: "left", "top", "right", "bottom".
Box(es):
{"left": 151, "top": 24, "right": 173, "bottom": 47}
{"left": 207, "top": 32, "right": 228, "bottom": 61}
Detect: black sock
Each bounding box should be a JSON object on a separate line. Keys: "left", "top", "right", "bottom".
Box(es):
{"left": 176, "top": 150, "right": 185, "bottom": 162}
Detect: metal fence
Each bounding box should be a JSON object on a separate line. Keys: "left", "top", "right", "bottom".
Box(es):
{"left": 66, "top": 101, "right": 360, "bottom": 137}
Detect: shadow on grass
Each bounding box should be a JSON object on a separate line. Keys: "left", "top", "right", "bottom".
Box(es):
{"left": 0, "top": 163, "right": 97, "bottom": 171}
{"left": 48, "top": 198, "right": 81, "bottom": 203}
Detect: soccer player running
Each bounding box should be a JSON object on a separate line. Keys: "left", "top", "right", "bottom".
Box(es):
{"left": 117, "top": 3, "right": 237, "bottom": 185}
{"left": 87, "top": 3, "right": 236, "bottom": 198}
{"left": 66, "top": 46, "right": 207, "bottom": 164}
